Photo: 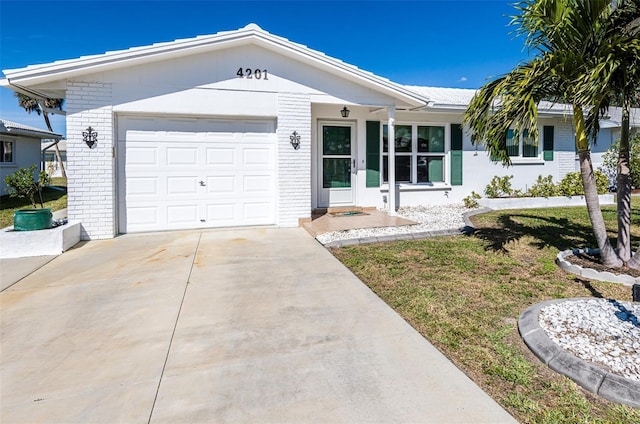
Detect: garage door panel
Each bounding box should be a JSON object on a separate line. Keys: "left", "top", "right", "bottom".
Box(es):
{"left": 167, "top": 177, "right": 199, "bottom": 195}
{"left": 243, "top": 202, "right": 273, "bottom": 219}
{"left": 128, "top": 177, "right": 159, "bottom": 196}
{"left": 243, "top": 148, "right": 272, "bottom": 166}
{"left": 243, "top": 175, "right": 272, "bottom": 193}
{"left": 127, "top": 147, "right": 159, "bottom": 165}
{"left": 127, "top": 206, "right": 160, "bottom": 226}
{"left": 206, "top": 176, "right": 235, "bottom": 193}
{"left": 167, "top": 205, "right": 199, "bottom": 224}
{"left": 119, "top": 117, "right": 277, "bottom": 233}
{"left": 206, "top": 148, "right": 235, "bottom": 166}
{"left": 205, "top": 204, "right": 236, "bottom": 222}
{"left": 166, "top": 147, "right": 198, "bottom": 166}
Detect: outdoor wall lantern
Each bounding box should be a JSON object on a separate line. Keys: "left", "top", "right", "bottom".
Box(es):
{"left": 83, "top": 126, "right": 98, "bottom": 149}
{"left": 340, "top": 106, "right": 350, "bottom": 118}
{"left": 289, "top": 131, "right": 301, "bottom": 150}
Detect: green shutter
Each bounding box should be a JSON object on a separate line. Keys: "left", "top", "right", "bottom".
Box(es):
{"left": 366, "top": 121, "right": 381, "bottom": 187}
{"left": 450, "top": 124, "right": 463, "bottom": 186}
{"left": 543, "top": 125, "right": 554, "bottom": 161}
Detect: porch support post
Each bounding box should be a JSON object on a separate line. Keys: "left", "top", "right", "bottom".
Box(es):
{"left": 388, "top": 106, "right": 396, "bottom": 215}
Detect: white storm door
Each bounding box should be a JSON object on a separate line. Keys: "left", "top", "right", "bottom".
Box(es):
{"left": 318, "top": 122, "right": 356, "bottom": 207}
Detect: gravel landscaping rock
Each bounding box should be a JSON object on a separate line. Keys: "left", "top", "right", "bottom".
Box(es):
{"left": 539, "top": 299, "right": 640, "bottom": 382}
{"left": 316, "top": 204, "right": 475, "bottom": 245}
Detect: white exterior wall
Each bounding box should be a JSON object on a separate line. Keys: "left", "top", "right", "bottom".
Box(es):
{"left": 66, "top": 81, "right": 114, "bottom": 240}
{"left": 277, "top": 93, "right": 312, "bottom": 226}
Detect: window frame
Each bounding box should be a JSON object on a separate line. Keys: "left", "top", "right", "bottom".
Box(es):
{"left": 504, "top": 127, "right": 543, "bottom": 162}
{"left": 381, "top": 122, "right": 449, "bottom": 185}
{"left": 0, "top": 139, "right": 15, "bottom": 164}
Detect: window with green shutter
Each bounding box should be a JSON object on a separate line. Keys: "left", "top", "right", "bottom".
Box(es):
{"left": 366, "top": 121, "right": 381, "bottom": 187}
{"left": 450, "top": 124, "right": 463, "bottom": 185}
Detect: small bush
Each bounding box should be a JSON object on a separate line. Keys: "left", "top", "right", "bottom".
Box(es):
{"left": 600, "top": 134, "right": 640, "bottom": 189}
{"left": 4, "top": 165, "right": 50, "bottom": 208}
{"left": 557, "top": 171, "right": 609, "bottom": 196}
{"left": 527, "top": 175, "right": 559, "bottom": 198}
{"left": 484, "top": 175, "right": 515, "bottom": 198}
{"left": 463, "top": 191, "right": 481, "bottom": 208}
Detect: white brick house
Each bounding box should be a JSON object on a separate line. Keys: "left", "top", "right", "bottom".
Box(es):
{"left": 0, "top": 24, "right": 630, "bottom": 239}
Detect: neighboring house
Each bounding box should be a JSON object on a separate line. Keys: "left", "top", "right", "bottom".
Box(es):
{"left": 0, "top": 24, "right": 635, "bottom": 239}
{"left": 42, "top": 139, "right": 67, "bottom": 177}
{"left": 0, "top": 119, "right": 63, "bottom": 195}
{"left": 590, "top": 107, "right": 640, "bottom": 171}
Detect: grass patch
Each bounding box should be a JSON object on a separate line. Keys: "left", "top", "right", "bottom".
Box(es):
{"left": 332, "top": 197, "right": 640, "bottom": 423}
{"left": 0, "top": 177, "right": 67, "bottom": 228}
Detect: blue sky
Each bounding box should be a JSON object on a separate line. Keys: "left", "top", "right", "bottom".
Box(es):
{"left": 0, "top": 0, "right": 531, "bottom": 136}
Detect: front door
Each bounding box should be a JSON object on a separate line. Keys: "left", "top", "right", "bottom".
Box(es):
{"left": 318, "top": 122, "right": 356, "bottom": 207}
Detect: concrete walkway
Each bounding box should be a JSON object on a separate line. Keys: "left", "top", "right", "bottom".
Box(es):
{"left": 1, "top": 228, "right": 516, "bottom": 423}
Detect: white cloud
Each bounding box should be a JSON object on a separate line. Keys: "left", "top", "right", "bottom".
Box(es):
{"left": 458, "top": 77, "right": 468, "bottom": 82}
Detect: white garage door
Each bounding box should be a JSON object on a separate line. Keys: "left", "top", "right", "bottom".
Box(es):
{"left": 118, "top": 117, "right": 276, "bottom": 233}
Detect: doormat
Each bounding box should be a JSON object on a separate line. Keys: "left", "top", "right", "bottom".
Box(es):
{"left": 329, "top": 211, "right": 368, "bottom": 217}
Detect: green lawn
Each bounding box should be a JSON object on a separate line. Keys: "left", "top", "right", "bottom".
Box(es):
{"left": 0, "top": 177, "right": 67, "bottom": 228}
{"left": 332, "top": 198, "right": 640, "bottom": 424}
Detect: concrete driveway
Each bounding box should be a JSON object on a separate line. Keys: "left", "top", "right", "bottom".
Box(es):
{"left": 1, "top": 227, "right": 515, "bottom": 423}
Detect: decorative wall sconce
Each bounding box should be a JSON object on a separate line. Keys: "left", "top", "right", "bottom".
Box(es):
{"left": 289, "top": 131, "right": 301, "bottom": 150}
{"left": 83, "top": 126, "right": 98, "bottom": 149}
{"left": 340, "top": 106, "right": 350, "bottom": 118}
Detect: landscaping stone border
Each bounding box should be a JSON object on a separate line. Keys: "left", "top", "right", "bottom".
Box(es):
{"left": 519, "top": 298, "right": 640, "bottom": 408}
{"left": 478, "top": 194, "right": 614, "bottom": 210}
{"left": 557, "top": 249, "right": 640, "bottom": 287}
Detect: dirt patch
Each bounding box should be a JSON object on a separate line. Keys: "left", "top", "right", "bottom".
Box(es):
{"left": 566, "top": 252, "right": 640, "bottom": 278}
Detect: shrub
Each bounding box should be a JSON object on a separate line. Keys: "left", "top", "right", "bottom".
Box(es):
{"left": 463, "top": 191, "right": 481, "bottom": 208}
{"left": 600, "top": 134, "right": 640, "bottom": 189}
{"left": 4, "top": 164, "right": 50, "bottom": 208}
{"left": 484, "top": 175, "right": 515, "bottom": 198}
{"left": 557, "top": 171, "right": 609, "bottom": 196}
{"left": 527, "top": 175, "right": 559, "bottom": 198}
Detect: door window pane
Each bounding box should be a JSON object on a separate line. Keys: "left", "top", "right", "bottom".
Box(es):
{"left": 418, "top": 126, "right": 445, "bottom": 152}
{"left": 323, "top": 126, "right": 351, "bottom": 155}
{"left": 323, "top": 158, "right": 351, "bottom": 188}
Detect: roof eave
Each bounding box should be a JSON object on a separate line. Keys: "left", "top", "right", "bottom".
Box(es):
{"left": 2, "top": 27, "right": 427, "bottom": 109}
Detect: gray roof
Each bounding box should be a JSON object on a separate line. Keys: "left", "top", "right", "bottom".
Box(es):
{"left": 0, "top": 119, "right": 63, "bottom": 139}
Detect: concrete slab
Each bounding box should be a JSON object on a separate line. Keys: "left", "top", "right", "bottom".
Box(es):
{"left": 1, "top": 227, "right": 516, "bottom": 423}
{"left": 0, "top": 255, "right": 57, "bottom": 291}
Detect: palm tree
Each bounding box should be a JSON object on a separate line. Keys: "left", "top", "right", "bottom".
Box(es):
{"left": 578, "top": 0, "right": 640, "bottom": 266}
{"left": 464, "top": 0, "right": 640, "bottom": 268}
{"left": 15, "top": 93, "right": 66, "bottom": 178}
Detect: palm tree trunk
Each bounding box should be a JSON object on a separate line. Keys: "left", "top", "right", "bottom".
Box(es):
{"left": 628, "top": 244, "right": 640, "bottom": 270}
{"left": 42, "top": 111, "right": 66, "bottom": 178}
{"left": 616, "top": 104, "right": 632, "bottom": 261}
{"left": 574, "top": 107, "right": 622, "bottom": 267}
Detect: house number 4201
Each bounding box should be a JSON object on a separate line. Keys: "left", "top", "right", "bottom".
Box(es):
{"left": 237, "top": 67, "right": 268, "bottom": 80}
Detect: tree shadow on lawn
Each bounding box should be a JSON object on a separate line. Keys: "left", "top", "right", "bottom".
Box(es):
{"left": 471, "top": 213, "right": 605, "bottom": 253}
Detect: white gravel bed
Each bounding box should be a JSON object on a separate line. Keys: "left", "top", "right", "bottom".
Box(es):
{"left": 316, "top": 204, "right": 475, "bottom": 244}
{"left": 539, "top": 299, "right": 640, "bottom": 381}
